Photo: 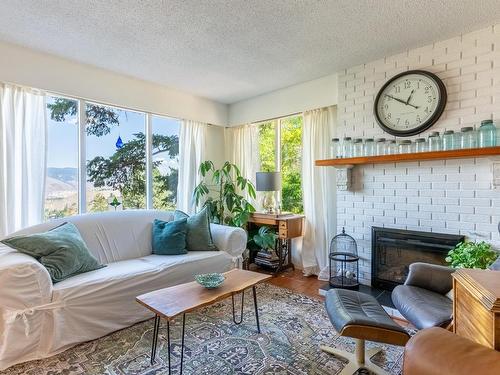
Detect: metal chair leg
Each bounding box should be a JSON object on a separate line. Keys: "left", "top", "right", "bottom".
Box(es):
{"left": 167, "top": 320, "right": 171, "bottom": 374}
{"left": 232, "top": 291, "right": 245, "bottom": 324}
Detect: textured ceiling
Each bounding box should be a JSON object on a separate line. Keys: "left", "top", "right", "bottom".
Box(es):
{"left": 1, "top": 0, "right": 500, "bottom": 103}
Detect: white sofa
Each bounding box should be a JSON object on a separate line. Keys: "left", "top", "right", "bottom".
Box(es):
{"left": 0, "top": 210, "right": 246, "bottom": 370}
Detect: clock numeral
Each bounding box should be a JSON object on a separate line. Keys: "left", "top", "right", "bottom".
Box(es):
{"left": 405, "top": 119, "right": 410, "bottom": 126}
{"left": 384, "top": 104, "right": 388, "bottom": 110}
{"left": 396, "top": 118, "right": 400, "bottom": 124}
{"left": 427, "top": 96, "right": 432, "bottom": 103}
{"left": 394, "top": 86, "right": 400, "bottom": 93}
{"left": 425, "top": 86, "right": 430, "bottom": 93}
{"left": 386, "top": 113, "right": 392, "bottom": 119}
{"left": 404, "top": 80, "right": 411, "bottom": 89}
{"left": 424, "top": 106, "right": 429, "bottom": 113}
{"left": 416, "top": 115, "right": 421, "bottom": 123}
{"left": 417, "top": 81, "right": 420, "bottom": 89}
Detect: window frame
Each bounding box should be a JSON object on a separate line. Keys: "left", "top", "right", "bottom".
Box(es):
{"left": 45, "top": 92, "right": 181, "bottom": 217}
{"left": 255, "top": 113, "right": 303, "bottom": 213}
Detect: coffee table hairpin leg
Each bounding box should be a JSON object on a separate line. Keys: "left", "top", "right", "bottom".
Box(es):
{"left": 151, "top": 313, "right": 186, "bottom": 375}
{"left": 231, "top": 290, "right": 245, "bottom": 324}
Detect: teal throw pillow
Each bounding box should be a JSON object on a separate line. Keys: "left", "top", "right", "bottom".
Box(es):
{"left": 152, "top": 218, "right": 188, "bottom": 255}
{"left": 174, "top": 207, "right": 217, "bottom": 251}
{"left": 1, "top": 222, "right": 106, "bottom": 283}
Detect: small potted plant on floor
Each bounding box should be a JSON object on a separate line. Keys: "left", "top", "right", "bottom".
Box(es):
{"left": 446, "top": 240, "right": 499, "bottom": 269}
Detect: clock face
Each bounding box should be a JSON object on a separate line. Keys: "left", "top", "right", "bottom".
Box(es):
{"left": 374, "top": 70, "right": 447, "bottom": 136}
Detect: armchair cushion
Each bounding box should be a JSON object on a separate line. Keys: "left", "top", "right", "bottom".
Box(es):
{"left": 392, "top": 285, "right": 452, "bottom": 330}
{"left": 404, "top": 262, "right": 454, "bottom": 295}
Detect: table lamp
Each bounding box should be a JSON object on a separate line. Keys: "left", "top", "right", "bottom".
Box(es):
{"left": 256, "top": 172, "right": 281, "bottom": 214}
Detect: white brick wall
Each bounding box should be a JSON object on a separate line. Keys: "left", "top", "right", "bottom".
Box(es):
{"left": 337, "top": 24, "right": 500, "bottom": 285}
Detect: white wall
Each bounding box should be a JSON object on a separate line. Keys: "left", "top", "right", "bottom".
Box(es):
{"left": 337, "top": 25, "right": 500, "bottom": 285}
{"left": 228, "top": 73, "right": 338, "bottom": 125}
{"left": 0, "top": 41, "right": 228, "bottom": 126}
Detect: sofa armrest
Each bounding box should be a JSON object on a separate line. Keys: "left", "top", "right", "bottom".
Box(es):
{"left": 210, "top": 224, "right": 247, "bottom": 258}
{"left": 0, "top": 243, "right": 53, "bottom": 325}
{"left": 403, "top": 327, "right": 500, "bottom": 375}
{"left": 404, "top": 262, "right": 454, "bottom": 295}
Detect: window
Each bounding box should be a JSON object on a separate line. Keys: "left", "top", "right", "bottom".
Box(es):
{"left": 44, "top": 96, "right": 79, "bottom": 219}
{"left": 86, "top": 103, "right": 146, "bottom": 212}
{"left": 257, "top": 115, "right": 303, "bottom": 214}
{"left": 44, "top": 95, "right": 184, "bottom": 219}
{"left": 152, "top": 115, "right": 180, "bottom": 210}
{"left": 280, "top": 116, "right": 303, "bottom": 213}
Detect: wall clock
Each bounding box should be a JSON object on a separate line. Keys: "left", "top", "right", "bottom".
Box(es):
{"left": 374, "top": 70, "right": 447, "bottom": 137}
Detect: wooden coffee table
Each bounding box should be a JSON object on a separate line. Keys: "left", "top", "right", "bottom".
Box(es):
{"left": 136, "top": 269, "right": 271, "bottom": 374}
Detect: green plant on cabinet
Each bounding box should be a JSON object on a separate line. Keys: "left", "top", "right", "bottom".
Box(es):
{"left": 445, "top": 240, "right": 498, "bottom": 269}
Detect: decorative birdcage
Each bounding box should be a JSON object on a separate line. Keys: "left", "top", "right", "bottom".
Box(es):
{"left": 329, "top": 227, "right": 359, "bottom": 290}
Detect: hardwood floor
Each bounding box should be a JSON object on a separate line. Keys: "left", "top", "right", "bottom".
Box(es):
{"left": 265, "top": 269, "right": 325, "bottom": 300}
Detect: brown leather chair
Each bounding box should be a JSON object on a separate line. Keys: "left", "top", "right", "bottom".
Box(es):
{"left": 403, "top": 327, "right": 500, "bottom": 375}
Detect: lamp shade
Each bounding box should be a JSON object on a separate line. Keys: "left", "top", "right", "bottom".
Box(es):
{"left": 256, "top": 172, "right": 281, "bottom": 191}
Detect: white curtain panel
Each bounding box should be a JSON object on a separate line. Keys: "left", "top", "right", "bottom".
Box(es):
{"left": 0, "top": 84, "right": 47, "bottom": 238}
{"left": 301, "top": 106, "right": 336, "bottom": 278}
{"left": 224, "top": 124, "right": 260, "bottom": 203}
{"left": 176, "top": 119, "right": 208, "bottom": 214}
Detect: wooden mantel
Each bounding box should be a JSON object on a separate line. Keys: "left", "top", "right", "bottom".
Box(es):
{"left": 315, "top": 146, "right": 500, "bottom": 168}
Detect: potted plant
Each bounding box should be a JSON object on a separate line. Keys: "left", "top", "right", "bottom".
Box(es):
{"left": 193, "top": 161, "right": 256, "bottom": 228}
{"left": 252, "top": 226, "right": 277, "bottom": 253}
{"left": 445, "top": 240, "right": 499, "bottom": 269}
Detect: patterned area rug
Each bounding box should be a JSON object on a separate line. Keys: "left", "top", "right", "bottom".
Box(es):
{"left": 4, "top": 284, "right": 405, "bottom": 375}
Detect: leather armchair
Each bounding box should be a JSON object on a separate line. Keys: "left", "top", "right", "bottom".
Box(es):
{"left": 391, "top": 262, "right": 454, "bottom": 329}
{"left": 403, "top": 327, "right": 500, "bottom": 375}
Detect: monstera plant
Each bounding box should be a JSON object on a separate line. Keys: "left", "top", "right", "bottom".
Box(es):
{"left": 193, "top": 161, "right": 256, "bottom": 227}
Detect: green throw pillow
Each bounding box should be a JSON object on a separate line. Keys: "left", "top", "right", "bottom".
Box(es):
{"left": 174, "top": 207, "right": 217, "bottom": 251}
{"left": 152, "top": 218, "right": 188, "bottom": 255}
{"left": 1, "top": 222, "right": 106, "bottom": 283}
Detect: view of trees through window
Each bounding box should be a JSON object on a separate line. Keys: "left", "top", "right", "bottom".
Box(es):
{"left": 45, "top": 96, "right": 180, "bottom": 218}
{"left": 257, "top": 115, "right": 303, "bottom": 214}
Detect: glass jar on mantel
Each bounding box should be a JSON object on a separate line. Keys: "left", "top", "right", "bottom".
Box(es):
{"left": 330, "top": 138, "right": 341, "bottom": 158}
{"left": 479, "top": 119, "right": 497, "bottom": 147}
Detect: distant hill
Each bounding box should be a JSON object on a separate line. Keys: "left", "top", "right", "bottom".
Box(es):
{"left": 47, "top": 167, "right": 77, "bottom": 183}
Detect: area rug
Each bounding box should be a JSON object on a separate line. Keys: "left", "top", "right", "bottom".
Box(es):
{"left": 4, "top": 284, "right": 405, "bottom": 375}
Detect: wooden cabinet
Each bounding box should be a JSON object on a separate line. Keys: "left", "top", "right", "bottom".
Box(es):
{"left": 453, "top": 269, "right": 500, "bottom": 350}
{"left": 247, "top": 213, "right": 305, "bottom": 274}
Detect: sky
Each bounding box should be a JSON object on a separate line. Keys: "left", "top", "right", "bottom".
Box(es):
{"left": 46, "top": 96, "right": 180, "bottom": 169}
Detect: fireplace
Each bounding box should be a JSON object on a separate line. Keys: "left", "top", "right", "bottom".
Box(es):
{"left": 371, "top": 227, "right": 464, "bottom": 291}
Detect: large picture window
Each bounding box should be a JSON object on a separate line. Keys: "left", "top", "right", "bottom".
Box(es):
{"left": 44, "top": 96, "right": 79, "bottom": 219}
{"left": 44, "top": 96, "right": 182, "bottom": 219}
{"left": 86, "top": 103, "right": 146, "bottom": 212}
{"left": 152, "top": 115, "right": 180, "bottom": 210}
{"left": 257, "top": 115, "right": 303, "bottom": 214}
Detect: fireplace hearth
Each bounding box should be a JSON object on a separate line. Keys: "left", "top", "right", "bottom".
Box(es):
{"left": 371, "top": 227, "right": 464, "bottom": 291}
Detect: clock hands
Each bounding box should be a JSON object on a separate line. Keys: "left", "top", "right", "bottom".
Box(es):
{"left": 406, "top": 89, "right": 415, "bottom": 105}
{"left": 384, "top": 94, "right": 419, "bottom": 109}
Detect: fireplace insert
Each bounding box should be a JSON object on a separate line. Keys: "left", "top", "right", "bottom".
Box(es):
{"left": 371, "top": 227, "right": 464, "bottom": 290}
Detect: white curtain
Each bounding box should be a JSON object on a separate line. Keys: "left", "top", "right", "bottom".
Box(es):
{"left": 176, "top": 119, "right": 208, "bottom": 214}
{"left": 224, "top": 124, "right": 260, "bottom": 203}
{"left": 0, "top": 84, "right": 47, "bottom": 238}
{"left": 301, "top": 106, "right": 336, "bottom": 278}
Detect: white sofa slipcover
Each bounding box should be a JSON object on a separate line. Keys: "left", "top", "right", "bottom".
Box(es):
{"left": 0, "top": 210, "right": 246, "bottom": 370}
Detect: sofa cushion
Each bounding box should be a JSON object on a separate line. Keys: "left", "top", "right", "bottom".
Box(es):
{"left": 392, "top": 285, "right": 453, "bottom": 330}
{"left": 152, "top": 218, "right": 188, "bottom": 255}
{"left": 1, "top": 222, "right": 105, "bottom": 283}
{"left": 174, "top": 207, "right": 217, "bottom": 251}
